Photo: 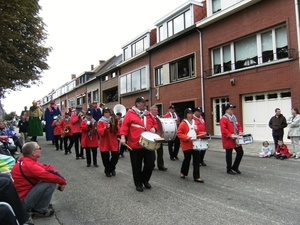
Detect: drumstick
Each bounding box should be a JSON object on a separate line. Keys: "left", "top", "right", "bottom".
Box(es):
{"left": 117, "top": 138, "right": 132, "bottom": 151}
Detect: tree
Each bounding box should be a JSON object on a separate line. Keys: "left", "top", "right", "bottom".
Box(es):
{"left": 0, "top": 0, "right": 51, "bottom": 98}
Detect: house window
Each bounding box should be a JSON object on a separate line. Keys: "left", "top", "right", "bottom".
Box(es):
{"left": 155, "top": 67, "right": 163, "bottom": 86}
{"left": 76, "top": 97, "right": 82, "bottom": 105}
{"left": 93, "top": 90, "right": 98, "bottom": 102}
{"left": 159, "top": 25, "right": 164, "bottom": 42}
{"left": 111, "top": 72, "right": 116, "bottom": 78}
{"left": 166, "top": 9, "right": 191, "bottom": 37}
{"left": 102, "top": 75, "right": 108, "bottom": 82}
{"left": 132, "top": 38, "right": 144, "bottom": 56}
{"left": 82, "top": 95, "right": 86, "bottom": 104}
{"left": 120, "top": 67, "right": 148, "bottom": 94}
{"left": 212, "top": 0, "right": 221, "bottom": 13}
{"left": 170, "top": 55, "right": 195, "bottom": 82}
{"left": 124, "top": 47, "right": 130, "bottom": 60}
{"left": 211, "top": 25, "right": 288, "bottom": 75}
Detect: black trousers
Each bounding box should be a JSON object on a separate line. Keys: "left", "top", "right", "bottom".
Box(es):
{"left": 181, "top": 149, "right": 200, "bottom": 179}
{"left": 73, "top": 133, "right": 84, "bottom": 157}
{"left": 225, "top": 146, "right": 244, "bottom": 172}
{"left": 199, "top": 150, "right": 206, "bottom": 162}
{"left": 54, "top": 135, "right": 63, "bottom": 150}
{"left": 168, "top": 136, "right": 180, "bottom": 159}
{"left": 156, "top": 144, "right": 165, "bottom": 168}
{"left": 100, "top": 151, "right": 119, "bottom": 173}
{"left": 272, "top": 134, "right": 283, "bottom": 149}
{"left": 0, "top": 175, "right": 29, "bottom": 224}
{"left": 129, "top": 148, "right": 155, "bottom": 187}
{"left": 85, "top": 147, "right": 98, "bottom": 165}
{"left": 63, "top": 136, "right": 74, "bottom": 153}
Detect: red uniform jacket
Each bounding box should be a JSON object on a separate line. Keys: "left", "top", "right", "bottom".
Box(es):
{"left": 220, "top": 115, "right": 243, "bottom": 149}
{"left": 70, "top": 113, "right": 82, "bottom": 134}
{"left": 275, "top": 144, "right": 290, "bottom": 158}
{"left": 193, "top": 115, "right": 207, "bottom": 133}
{"left": 11, "top": 157, "right": 66, "bottom": 201}
{"left": 120, "top": 109, "right": 156, "bottom": 149}
{"left": 51, "top": 120, "right": 62, "bottom": 136}
{"left": 164, "top": 112, "right": 180, "bottom": 126}
{"left": 58, "top": 118, "right": 73, "bottom": 137}
{"left": 80, "top": 120, "right": 98, "bottom": 148}
{"left": 177, "top": 120, "right": 201, "bottom": 151}
{"left": 97, "top": 119, "right": 118, "bottom": 152}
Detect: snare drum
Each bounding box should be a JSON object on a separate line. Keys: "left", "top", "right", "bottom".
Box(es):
{"left": 157, "top": 118, "right": 177, "bottom": 141}
{"left": 193, "top": 139, "right": 209, "bottom": 150}
{"left": 139, "top": 132, "right": 162, "bottom": 150}
{"left": 236, "top": 134, "right": 253, "bottom": 145}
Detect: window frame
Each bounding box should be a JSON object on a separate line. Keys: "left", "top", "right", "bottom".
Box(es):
{"left": 169, "top": 54, "right": 195, "bottom": 82}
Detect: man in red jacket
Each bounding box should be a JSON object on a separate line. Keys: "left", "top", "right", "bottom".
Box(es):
{"left": 71, "top": 106, "right": 85, "bottom": 159}
{"left": 220, "top": 104, "right": 244, "bottom": 175}
{"left": 120, "top": 97, "right": 157, "bottom": 192}
{"left": 11, "top": 142, "right": 67, "bottom": 217}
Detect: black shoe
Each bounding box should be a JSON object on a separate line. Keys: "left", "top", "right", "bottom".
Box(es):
{"left": 121, "top": 154, "right": 125, "bottom": 158}
{"left": 136, "top": 186, "right": 143, "bottom": 192}
{"left": 105, "top": 172, "right": 112, "bottom": 177}
{"left": 60, "top": 148, "right": 63, "bottom": 151}
{"left": 158, "top": 167, "right": 168, "bottom": 171}
{"left": 175, "top": 157, "right": 179, "bottom": 160}
{"left": 64, "top": 152, "right": 68, "bottom": 155}
{"left": 68, "top": 150, "right": 72, "bottom": 153}
{"left": 56, "top": 148, "right": 59, "bottom": 151}
{"left": 94, "top": 164, "right": 99, "bottom": 167}
{"left": 227, "top": 170, "right": 236, "bottom": 175}
{"left": 170, "top": 158, "right": 175, "bottom": 161}
{"left": 76, "top": 157, "right": 79, "bottom": 160}
{"left": 143, "top": 182, "right": 152, "bottom": 189}
{"left": 81, "top": 156, "right": 85, "bottom": 159}
{"left": 87, "top": 164, "right": 91, "bottom": 167}
{"left": 194, "top": 178, "right": 204, "bottom": 183}
{"left": 200, "top": 161, "right": 207, "bottom": 166}
{"left": 231, "top": 168, "right": 241, "bottom": 174}
{"left": 111, "top": 171, "right": 116, "bottom": 176}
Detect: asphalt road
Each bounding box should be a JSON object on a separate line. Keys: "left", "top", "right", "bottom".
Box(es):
{"left": 33, "top": 140, "right": 300, "bottom": 225}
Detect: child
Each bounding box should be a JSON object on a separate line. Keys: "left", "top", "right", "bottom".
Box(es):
{"left": 259, "top": 141, "right": 273, "bottom": 158}
{"left": 274, "top": 140, "right": 290, "bottom": 160}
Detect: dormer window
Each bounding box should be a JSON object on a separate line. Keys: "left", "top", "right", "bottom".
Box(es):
{"left": 212, "top": 0, "right": 221, "bottom": 13}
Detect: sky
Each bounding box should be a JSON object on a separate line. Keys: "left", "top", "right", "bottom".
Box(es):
{"left": 1, "top": 0, "right": 188, "bottom": 116}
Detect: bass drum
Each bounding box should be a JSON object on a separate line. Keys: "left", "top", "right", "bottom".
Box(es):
{"left": 157, "top": 118, "right": 177, "bottom": 141}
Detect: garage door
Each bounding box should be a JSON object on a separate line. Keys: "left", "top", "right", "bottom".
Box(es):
{"left": 242, "top": 90, "right": 291, "bottom": 142}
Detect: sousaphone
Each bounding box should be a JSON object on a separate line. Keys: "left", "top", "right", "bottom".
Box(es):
{"left": 113, "top": 104, "right": 126, "bottom": 117}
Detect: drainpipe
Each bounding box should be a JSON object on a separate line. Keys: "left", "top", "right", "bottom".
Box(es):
{"left": 148, "top": 52, "right": 152, "bottom": 107}
{"left": 295, "top": 0, "right": 300, "bottom": 66}
{"left": 197, "top": 28, "right": 205, "bottom": 112}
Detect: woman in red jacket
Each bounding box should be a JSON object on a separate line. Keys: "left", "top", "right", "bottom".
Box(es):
{"left": 80, "top": 111, "right": 99, "bottom": 167}
{"left": 51, "top": 115, "right": 63, "bottom": 151}
{"left": 177, "top": 108, "right": 204, "bottom": 183}
{"left": 220, "top": 104, "right": 244, "bottom": 175}
{"left": 97, "top": 108, "right": 119, "bottom": 177}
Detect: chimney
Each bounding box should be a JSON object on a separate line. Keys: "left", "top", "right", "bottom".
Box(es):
{"left": 99, "top": 60, "right": 105, "bottom": 65}
{"left": 91, "top": 65, "right": 94, "bottom": 70}
{"left": 71, "top": 74, "right": 76, "bottom": 80}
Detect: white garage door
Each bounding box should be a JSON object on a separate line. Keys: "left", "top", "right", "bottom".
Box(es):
{"left": 242, "top": 90, "right": 291, "bottom": 143}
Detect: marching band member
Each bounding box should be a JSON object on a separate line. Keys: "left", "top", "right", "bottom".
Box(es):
{"left": 51, "top": 115, "right": 63, "bottom": 150}
{"left": 177, "top": 108, "right": 204, "bottom": 183}
{"left": 120, "top": 97, "right": 157, "bottom": 192}
{"left": 88, "top": 101, "right": 102, "bottom": 121}
{"left": 28, "top": 100, "right": 43, "bottom": 142}
{"left": 80, "top": 111, "right": 98, "bottom": 167}
{"left": 164, "top": 105, "right": 180, "bottom": 161}
{"left": 220, "top": 104, "right": 244, "bottom": 175}
{"left": 44, "top": 100, "right": 61, "bottom": 144}
{"left": 58, "top": 112, "right": 74, "bottom": 155}
{"left": 70, "top": 106, "right": 85, "bottom": 160}
{"left": 116, "top": 112, "right": 126, "bottom": 158}
{"left": 97, "top": 108, "right": 119, "bottom": 177}
{"left": 150, "top": 105, "right": 167, "bottom": 171}
{"left": 193, "top": 107, "right": 208, "bottom": 166}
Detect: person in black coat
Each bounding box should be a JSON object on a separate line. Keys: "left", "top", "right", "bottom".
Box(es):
{"left": 269, "top": 108, "right": 287, "bottom": 149}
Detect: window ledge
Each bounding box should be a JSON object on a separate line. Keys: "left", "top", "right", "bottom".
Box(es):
{"left": 208, "top": 58, "right": 293, "bottom": 79}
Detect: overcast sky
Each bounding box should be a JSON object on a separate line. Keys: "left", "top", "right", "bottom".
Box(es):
{"left": 2, "top": 0, "right": 188, "bottom": 115}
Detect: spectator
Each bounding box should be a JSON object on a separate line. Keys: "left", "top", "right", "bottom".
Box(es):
{"left": 11, "top": 142, "right": 67, "bottom": 217}
{"left": 274, "top": 140, "right": 290, "bottom": 160}
{"left": 259, "top": 141, "right": 273, "bottom": 158}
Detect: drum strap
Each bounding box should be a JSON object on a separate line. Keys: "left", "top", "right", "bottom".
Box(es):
{"left": 131, "top": 123, "right": 146, "bottom": 130}
{"left": 184, "top": 119, "right": 196, "bottom": 139}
